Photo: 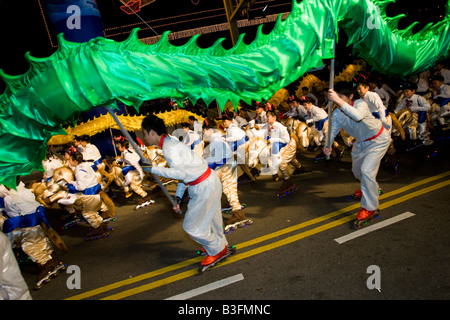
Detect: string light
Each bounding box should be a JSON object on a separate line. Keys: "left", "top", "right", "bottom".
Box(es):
{"left": 104, "top": 1, "right": 292, "bottom": 39}
{"left": 140, "top": 12, "right": 290, "bottom": 44}
{"left": 37, "top": 0, "right": 57, "bottom": 48}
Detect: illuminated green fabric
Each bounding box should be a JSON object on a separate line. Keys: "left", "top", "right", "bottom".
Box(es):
{"left": 1, "top": 0, "right": 449, "bottom": 187}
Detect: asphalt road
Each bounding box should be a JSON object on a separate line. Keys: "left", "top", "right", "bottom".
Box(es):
{"left": 18, "top": 133, "right": 450, "bottom": 309}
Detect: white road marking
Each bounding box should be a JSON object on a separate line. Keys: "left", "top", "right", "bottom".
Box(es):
{"left": 334, "top": 212, "right": 416, "bottom": 244}
{"left": 165, "top": 273, "right": 245, "bottom": 300}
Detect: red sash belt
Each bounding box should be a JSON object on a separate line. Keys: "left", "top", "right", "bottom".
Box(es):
{"left": 364, "top": 126, "right": 384, "bottom": 142}
{"left": 188, "top": 167, "right": 211, "bottom": 186}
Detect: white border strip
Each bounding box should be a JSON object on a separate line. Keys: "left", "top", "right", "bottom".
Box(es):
{"left": 165, "top": 273, "right": 245, "bottom": 300}
{"left": 334, "top": 212, "right": 416, "bottom": 244}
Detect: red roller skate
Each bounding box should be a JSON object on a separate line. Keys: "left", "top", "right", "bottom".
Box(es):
{"left": 353, "top": 208, "right": 380, "bottom": 229}
{"left": 198, "top": 245, "right": 236, "bottom": 273}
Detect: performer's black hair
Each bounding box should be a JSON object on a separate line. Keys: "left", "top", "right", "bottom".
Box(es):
{"left": 142, "top": 114, "right": 168, "bottom": 135}
{"left": 69, "top": 151, "right": 84, "bottom": 164}
{"left": 333, "top": 82, "right": 355, "bottom": 98}
{"left": 266, "top": 110, "right": 277, "bottom": 117}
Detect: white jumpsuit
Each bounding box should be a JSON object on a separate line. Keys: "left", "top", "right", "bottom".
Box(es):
{"left": 150, "top": 135, "right": 228, "bottom": 256}
{"left": 0, "top": 232, "right": 32, "bottom": 300}
{"left": 328, "top": 99, "right": 391, "bottom": 211}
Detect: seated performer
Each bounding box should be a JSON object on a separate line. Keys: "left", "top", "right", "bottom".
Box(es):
{"left": 202, "top": 119, "right": 249, "bottom": 229}
{"left": 260, "top": 110, "right": 308, "bottom": 196}
{"left": 325, "top": 83, "right": 391, "bottom": 227}
{"left": 254, "top": 103, "right": 267, "bottom": 125}
{"left": 142, "top": 115, "right": 234, "bottom": 272}
{"left": 395, "top": 82, "right": 433, "bottom": 146}
{"left": 42, "top": 149, "right": 63, "bottom": 184}
{"left": 116, "top": 139, "right": 152, "bottom": 207}
{"left": 228, "top": 108, "right": 248, "bottom": 129}
{"left": 300, "top": 96, "right": 345, "bottom": 160}
{"left": 77, "top": 136, "right": 102, "bottom": 167}
{"left": 301, "top": 86, "right": 319, "bottom": 106}
{"left": 221, "top": 113, "right": 257, "bottom": 183}
{"left": 430, "top": 75, "right": 450, "bottom": 125}
{"left": 0, "top": 179, "right": 66, "bottom": 290}
{"left": 300, "top": 95, "right": 329, "bottom": 146}
{"left": 0, "top": 231, "right": 32, "bottom": 299}
{"left": 67, "top": 152, "right": 110, "bottom": 239}
{"left": 356, "top": 80, "right": 392, "bottom": 131}
{"left": 181, "top": 122, "right": 204, "bottom": 158}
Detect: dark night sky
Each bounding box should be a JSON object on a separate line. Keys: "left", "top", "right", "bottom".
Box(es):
{"left": 0, "top": 0, "right": 448, "bottom": 93}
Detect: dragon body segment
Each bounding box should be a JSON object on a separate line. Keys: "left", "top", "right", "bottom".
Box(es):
{"left": 1, "top": 0, "right": 449, "bottom": 186}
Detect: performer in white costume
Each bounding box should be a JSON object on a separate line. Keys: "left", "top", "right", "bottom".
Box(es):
{"left": 325, "top": 83, "right": 391, "bottom": 223}
{"left": 396, "top": 82, "right": 433, "bottom": 146}
{"left": 67, "top": 152, "right": 109, "bottom": 238}
{"left": 0, "top": 232, "right": 32, "bottom": 299}
{"left": 116, "top": 139, "right": 152, "bottom": 206}
{"left": 221, "top": 113, "right": 258, "bottom": 183}
{"left": 0, "top": 180, "right": 65, "bottom": 290}
{"left": 259, "top": 111, "right": 308, "bottom": 196}
{"left": 356, "top": 81, "right": 392, "bottom": 131}
{"left": 181, "top": 122, "right": 205, "bottom": 158}
{"left": 142, "top": 115, "right": 233, "bottom": 270}
{"left": 300, "top": 96, "right": 329, "bottom": 145}
{"left": 203, "top": 119, "right": 248, "bottom": 228}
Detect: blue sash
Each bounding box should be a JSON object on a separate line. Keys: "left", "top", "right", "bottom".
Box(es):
{"left": 122, "top": 165, "right": 136, "bottom": 176}
{"left": 436, "top": 97, "right": 450, "bottom": 107}
{"left": 90, "top": 158, "right": 102, "bottom": 172}
{"left": 2, "top": 206, "right": 50, "bottom": 233}
{"left": 208, "top": 158, "right": 228, "bottom": 170}
{"left": 314, "top": 117, "right": 328, "bottom": 131}
{"left": 271, "top": 142, "right": 288, "bottom": 154}
{"left": 190, "top": 137, "right": 203, "bottom": 150}
{"left": 231, "top": 136, "right": 248, "bottom": 152}
{"left": 372, "top": 110, "right": 389, "bottom": 119}
{"left": 417, "top": 111, "right": 427, "bottom": 123}
{"left": 67, "top": 183, "right": 101, "bottom": 195}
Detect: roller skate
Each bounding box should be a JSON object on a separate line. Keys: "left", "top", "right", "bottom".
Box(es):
{"left": 313, "top": 151, "right": 328, "bottom": 162}
{"left": 277, "top": 179, "right": 296, "bottom": 198}
{"left": 135, "top": 195, "right": 155, "bottom": 210}
{"left": 34, "top": 258, "right": 67, "bottom": 290}
{"left": 237, "top": 172, "right": 251, "bottom": 184}
{"left": 61, "top": 212, "right": 84, "bottom": 230}
{"left": 292, "top": 165, "right": 310, "bottom": 175}
{"left": 222, "top": 203, "right": 247, "bottom": 214}
{"left": 250, "top": 167, "right": 261, "bottom": 179}
{"left": 353, "top": 208, "right": 380, "bottom": 229}
{"left": 196, "top": 247, "right": 208, "bottom": 256}
{"left": 198, "top": 245, "right": 236, "bottom": 273}
{"left": 83, "top": 222, "right": 112, "bottom": 242}
{"left": 350, "top": 189, "right": 363, "bottom": 200}
{"left": 223, "top": 209, "right": 253, "bottom": 233}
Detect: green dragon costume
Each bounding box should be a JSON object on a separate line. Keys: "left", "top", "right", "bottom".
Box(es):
{"left": 1, "top": 0, "right": 449, "bottom": 187}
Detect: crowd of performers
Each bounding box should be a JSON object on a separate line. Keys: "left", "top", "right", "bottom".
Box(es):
{"left": 1, "top": 62, "right": 449, "bottom": 297}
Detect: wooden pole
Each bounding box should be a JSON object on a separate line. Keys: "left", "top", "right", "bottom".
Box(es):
{"left": 106, "top": 106, "right": 180, "bottom": 212}
{"left": 325, "top": 34, "right": 336, "bottom": 160}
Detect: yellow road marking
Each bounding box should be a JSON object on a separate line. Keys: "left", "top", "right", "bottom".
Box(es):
{"left": 67, "top": 171, "right": 450, "bottom": 300}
